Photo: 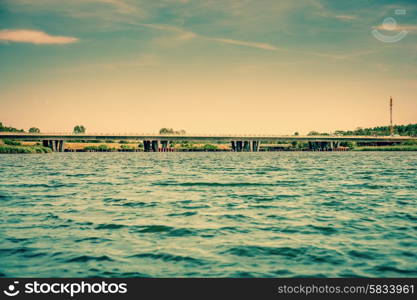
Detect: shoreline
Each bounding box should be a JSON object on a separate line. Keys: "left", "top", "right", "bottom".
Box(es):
{"left": 2, "top": 139, "right": 417, "bottom": 154}
{"left": 2, "top": 147, "right": 417, "bottom": 153}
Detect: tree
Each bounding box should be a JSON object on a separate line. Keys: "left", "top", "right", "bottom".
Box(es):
{"left": 29, "top": 127, "right": 40, "bottom": 133}
{"left": 159, "top": 128, "right": 186, "bottom": 135}
{"left": 294, "top": 132, "right": 299, "bottom": 136}
{"left": 159, "top": 128, "right": 174, "bottom": 134}
{"left": 0, "top": 122, "right": 24, "bottom": 132}
{"left": 73, "top": 125, "right": 86, "bottom": 134}
{"left": 307, "top": 131, "right": 320, "bottom": 136}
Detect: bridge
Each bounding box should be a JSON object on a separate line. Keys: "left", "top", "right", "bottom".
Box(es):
{"left": 1, "top": 133, "right": 415, "bottom": 152}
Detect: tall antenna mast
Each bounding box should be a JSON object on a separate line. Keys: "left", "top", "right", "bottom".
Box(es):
{"left": 390, "top": 96, "right": 394, "bottom": 136}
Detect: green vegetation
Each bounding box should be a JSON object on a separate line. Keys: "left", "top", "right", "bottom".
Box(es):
{"left": 402, "top": 140, "right": 417, "bottom": 145}
{"left": 307, "top": 124, "right": 417, "bottom": 137}
{"left": 120, "top": 145, "right": 136, "bottom": 151}
{"left": 334, "top": 124, "right": 417, "bottom": 136}
{"left": 340, "top": 141, "right": 356, "bottom": 149}
{"left": 353, "top": 145, "right": 417, "bottom": 151}
{"left": 29, "top": 127, "right": 41, "bottom": 133}
{"left": 73, "top": 125, "right": 86, "bottom": 134}
{"left": 159, "top": 128, "right": 186, "bottom": 135}
{"left": 181, "top": 143, "right": 220, "bottom": 151}
{"left": 0, "top": 122, "right": 24, "bottom": 132}
{"left": 83, "top": 144, "right": 116, "bottom": 152}
{"left": 0, "top": 145, "right": 52, "bottom": 154}
{"left": 307, "top": 131, "right": 330, "bottom": 136}
{"left": 201, "top": 144, "right": 218, "bottom": 151}
{"left": 3, "top": 139, "right": 22, "bottom": 146}
{"left": 82, "top": 144, "right": 138, "bottom": 151}
{"left": 67, "top": 139, "right": 103, "bottom": 143}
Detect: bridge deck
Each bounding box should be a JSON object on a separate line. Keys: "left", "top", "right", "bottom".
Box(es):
{"left": 0, "top": 133, "right": 415, "bottom": 142}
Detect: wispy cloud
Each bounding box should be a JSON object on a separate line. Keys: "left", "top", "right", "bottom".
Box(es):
{"left": 139, "top": 23, "right": 278, "bottom": 51}
{"left": 92, "top": 0, "right": 138, "bottom": 14}
{"left": 208, "top": 38, "right": 279, "bottom": 51}
{"left": 139, "top": 22, "right": 374, "bottom": 59}
{"left": 375, "top": 24, "right": 417, "bottom": 32}
{"left": 335, "top": 15, "right": 357, "bottom": 21}
{"left": 0, "top": 29, "right": 78, "bottom": 44}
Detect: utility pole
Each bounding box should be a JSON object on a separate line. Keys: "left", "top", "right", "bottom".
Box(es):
{"left": 390, "top": 96, "right": 394, "bottom": 136}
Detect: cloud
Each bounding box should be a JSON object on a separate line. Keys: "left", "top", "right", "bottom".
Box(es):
{"left": 140, "top": 22, "right": 374, "bottom": 58}
{"left": 0, "top": 29, "right": 78, "bottom": 44}
{"left": 93, "top": 0, "right": 138, "bottom": 14}
{"left": 335, "top": 15, "right": 357, "bottom": 21}
{"left": 375, "top": 24, "right": 417, "bottom": 32}
{"left": 208, "top": 38, "right": 279, "bottom": 51}
{"left": 139, "top": 23, "right": 278, "bottom": 51}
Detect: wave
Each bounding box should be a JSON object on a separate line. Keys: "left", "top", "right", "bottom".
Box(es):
{"left": 223, "top": 245, "right": 345, "bottom": 265}
{"left": 66, "top": 255, "right": 114, "bottom": 263}
{"left": 131, "top": 225, "right": 196, "bottom": 236}
{"left": 370, "top": 265, "right": 417, "bottom": 276}
{"left": 152, "top": 181, "right": 283, "bottom": 187}
{"left": 128, "top": 253, "right": 205, "bottom": 265}
{"left": 95, "top": 224, "right": 127, "bottom": 230}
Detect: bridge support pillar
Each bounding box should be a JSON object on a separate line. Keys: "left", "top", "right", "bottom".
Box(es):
{"left": 308, "top": 141, "right": 337, "bottom": 151}
{"left": 151, "top": 140, "right": 160, "bottom": 152}
{"left": 251, "top": 141, "right": 260, "bottom": 152}
{"left": 231, "top": 140, "right": 260, "bottom": 152}
{"left": 236, "top": 141, "right": 243, "bottom": 152}
{"left": 231, "top": 141, "right": 236, "bottom": 151}
{"left": 42, "top": 140, "right": 65, "bottom": 152}
{"left": 143, "top": 140, "right": 151, "bottom": 152}
{"left": 161, "top": 141, "right": 169, "bottom": 152}
{"left": 57, "top": 140, "right": 65, "bottom": 152}
{"left": 143, "top": 140, "right": 162, "bottom": 152}
{"left": 243, "top": 141, "right": 251, "bottom": 152}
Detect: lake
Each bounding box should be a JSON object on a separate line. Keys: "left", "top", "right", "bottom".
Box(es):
{"left": 0, "top": 152, "right": 416, "bottom": 277}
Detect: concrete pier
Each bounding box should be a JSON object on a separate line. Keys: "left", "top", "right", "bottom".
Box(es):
{"left": 231, "top": 141, "right": 236, "bottom": 151}
{"left": 143, "top": 140, "right": 151, "bottom": 152}
{"left": 308, "top": 141, "right": 339, "bottom": 151}
{"left": 151, "top": 140, "right": 160, "bottom": 152}
{"left": 161, "top": 141, "right": 169, "bottom": 152}
{"left": 42, "top": 140, "right": 65, "bottom": 152}
{"left": 252, "top": 141, "right": 260, "bottom": 152}
{"left": 231, "top": 140, "right": 260, "bottom": 152}
{"left": 144, "top": 140, "right": 163, "bottom": 152}
{"left": 243, "top": 141, "right": 251, "bottom": 152}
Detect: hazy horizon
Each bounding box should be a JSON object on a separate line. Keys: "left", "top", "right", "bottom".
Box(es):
{"left": 1, "top": 0, "right": 416, "bottom": 135}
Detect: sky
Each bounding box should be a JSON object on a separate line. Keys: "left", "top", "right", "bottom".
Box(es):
{"left": 0, "top": 0, "right": 416, "bottom": 135}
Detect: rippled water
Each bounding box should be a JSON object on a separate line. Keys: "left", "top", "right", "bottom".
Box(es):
{"left": 1, "top": 152, "right": 416, "bottom": 277}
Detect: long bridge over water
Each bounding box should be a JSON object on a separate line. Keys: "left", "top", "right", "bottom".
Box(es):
{"left": 1, "top": 133, "right": 415, "bottom": 152}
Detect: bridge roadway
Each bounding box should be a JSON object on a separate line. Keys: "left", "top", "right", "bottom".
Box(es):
{"left": 1, "top": 133, "right": 415, "bottom": 152}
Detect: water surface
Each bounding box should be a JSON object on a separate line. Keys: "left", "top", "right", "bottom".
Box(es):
{"left": 1, "top": 152, "right": 416, "bottom": 277}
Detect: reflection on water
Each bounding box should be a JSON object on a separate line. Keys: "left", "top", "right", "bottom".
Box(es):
{"left": 0, "top": 152, "right": 416, "bottom": 277}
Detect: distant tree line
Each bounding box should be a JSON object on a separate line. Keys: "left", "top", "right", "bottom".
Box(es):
{"left": 1, "top": 121, "right": 90, "bottom": 134}
{"left": 159, "top": 128, "right": 186, "bottom": 135}
{"left": 308, "top": 124, "right": 417, "bottom": 137}
{"left": 0, "top": 122, "right": 24, "bottom": 132}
